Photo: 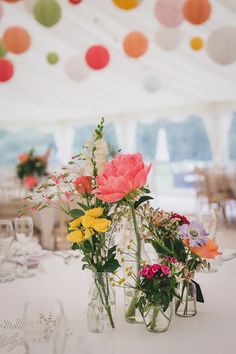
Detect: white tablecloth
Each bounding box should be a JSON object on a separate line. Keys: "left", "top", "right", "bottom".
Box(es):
{"left": 1, "top": 255, "right": 236, "bottom": 354}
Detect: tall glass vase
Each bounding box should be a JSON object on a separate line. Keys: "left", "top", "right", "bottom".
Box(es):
{"left": 124, "top": 211, "right": 150, "bottom": 324}
{"left": 175, "top": 279, "right": 197, "bottom": 317}
{"left": 87, "top": 272, "right": 116, "bottom": 333}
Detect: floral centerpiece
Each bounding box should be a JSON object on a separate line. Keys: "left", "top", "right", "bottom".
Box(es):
{"left": 17, "top": 148, "right": 50, "bottom": 190}
{"left": 143, "top": 208, "right": 222, "bottom": 317}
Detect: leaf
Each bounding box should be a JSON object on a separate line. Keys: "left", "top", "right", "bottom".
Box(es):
{"left": 82, "top": 264, "right": 97, "bottom": 272}
{"left": 69, "top": 209, "right": 84, "bottom": 219}
{"left": 71, "top": 243, "right": 79, "bottom": 250}
{"left": 103, "top": 259, "right": 120, "bottom": 272}
{"left": 77, "top": 202, "right": 90, "bottom": 211}
{"left": 134, "top": 195, "right": 153, "bottom": 209}
{"left": 108, "top": 245, "right": 117, "bottom": 255}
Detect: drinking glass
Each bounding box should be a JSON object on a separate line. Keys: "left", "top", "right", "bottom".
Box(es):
{"left": 23, "top": 299, "right": 66, "bottom": 354}
{"left": 14, "top": 216, "right": 34, "bottom": 278}
{"left": 0, "top": 220, "right": 14, "bottom": 281}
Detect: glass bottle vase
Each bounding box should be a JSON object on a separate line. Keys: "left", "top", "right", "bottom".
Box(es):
{"left": 175, "top": 279, "right": 197, "bottom": 317}
{"left": 143, "top": 303, "right": 173, "bottom": 333}
{"left": 87, "top": 272, "right": 116, "bottom": 333}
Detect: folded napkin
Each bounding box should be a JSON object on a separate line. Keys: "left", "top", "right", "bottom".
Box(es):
{"left": 14, "top": 250, "right": 51, "bottom": 267}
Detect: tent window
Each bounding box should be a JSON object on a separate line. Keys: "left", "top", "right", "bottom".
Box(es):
{"left": 229, "top": 113, "right": 236, "bottom": 160}
{"left": 0, "top": 129, "right": 56, "bottom": 167}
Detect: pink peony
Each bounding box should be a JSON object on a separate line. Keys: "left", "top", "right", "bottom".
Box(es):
{"left": 23, "top": 176, "right": 38, "bottom": 190}
{"left": 151, "top": 264, "right": 161, "bottom": 273}
{"left": 140, "top": 265, "right": 150, "bottom": 277}
{"left": 161, "top": 265, "right": 170, "bottom": 275}
{"left": 94, "top": 153, "right": 151, "bottom": 203}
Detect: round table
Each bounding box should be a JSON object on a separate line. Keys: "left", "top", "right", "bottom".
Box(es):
{"left": 1, "top": 255, "right": 236, "bottom": 354}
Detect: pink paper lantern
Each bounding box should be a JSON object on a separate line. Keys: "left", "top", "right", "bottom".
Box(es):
{"left": 207, "top": 27, "right": 236, "bottom": 65}
{"left": 155, "top": 0, "right": 185, "bottom": 28}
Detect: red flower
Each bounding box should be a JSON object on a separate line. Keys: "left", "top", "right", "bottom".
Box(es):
{"left": 74, "top": 176, "right": 93, "bottom": 194}
{"left": 172, "top": 213, "right": 190, "bottom": 225}
{"left": 23, "top": 176, "right": 38, "bottom": 190}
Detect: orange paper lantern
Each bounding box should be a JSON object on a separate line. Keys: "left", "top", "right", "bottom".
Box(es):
{"left": 183, "top": 0, "right": 211, "bottom": 25}
{"left": 112, "top": 0, "right": 139, "bottom": 10}
{"left": 123, "top": 32, "right": 148, "bottom": 58}
{"left": 190, "top": 37, "right": 204, "bottom": 50}
{"left": 3, "top": 26, "right": 31, "bottom": 54}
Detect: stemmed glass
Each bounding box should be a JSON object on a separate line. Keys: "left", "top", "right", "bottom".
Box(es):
{"left": 23, "top": 299, "right": 66, "bottom": 354}
{"left": 14, "top": 216, "right": 34, "bottom": 278}
{"left": 0, "top": 219, "right": 14, "bottom": 281}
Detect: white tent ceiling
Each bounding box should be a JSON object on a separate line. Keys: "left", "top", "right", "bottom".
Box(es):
{"left": 0, "top": 0, "right": 236, "bottom": 127}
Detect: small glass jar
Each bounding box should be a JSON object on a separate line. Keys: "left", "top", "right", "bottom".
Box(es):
{"left": 175, "top": 279, "right": 197, "bottom": 317}
{"left": 87, "top": 272, "right": 116, "bottom": 333}
{"left": 143, "top": 303, "right": 173, "bottom": 333}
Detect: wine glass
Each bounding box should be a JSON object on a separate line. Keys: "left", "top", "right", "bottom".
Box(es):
{"left": 14, "top": 216, "right": 34, "bottom": 278}
{"left": 23, "top": 299, "right": 66, "bottom": 354}
{"left": 0, "top": 220, "right": 14, "bottom": 281}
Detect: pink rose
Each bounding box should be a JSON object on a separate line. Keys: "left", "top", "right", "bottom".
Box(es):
{"left": 140, "top": 265, "right": 150, "bottom": 277}
{"left": 74, "top": 176, "right": 93, "bottom": 194}
{"left": 151, "top": 264, "right": 160, "bottom": 273}
{"left": 94, "top": 153, "right": 151, "bottom": 203}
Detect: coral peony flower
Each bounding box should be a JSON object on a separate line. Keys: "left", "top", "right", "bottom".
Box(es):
{"left": 190, "top": 239, "right": 222, "bottom": 259}
{"left": 74, "top": 176, "right": 93, "bottom": 194}
{"left": 94, "top": 153, "right": 151, "bottom": 203}
{"left": 18, "top": 153, "right": 29, "bottom": 163}
{"left": 23, "top": 176, "right": 38, "bottom": 189}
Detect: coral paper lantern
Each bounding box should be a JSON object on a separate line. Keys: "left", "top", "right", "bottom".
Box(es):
{"left": 112, "top": 0, "right": 139, "bottom": 10}
{"left": 2, "top": 27, "right": 31, "bottom": 54}
{"left": 34, "top": 0, "right": 62, "bottom": 27}
{"left": 123, "top": 32, "right": 148, "bottom": 58}
{"left": 85, "top": 45, "right": 110, "bottom": 70}
{"left": 183, "top": 0, "right": 211, "bottom": 25}
{"left": 68, "top": 0, "right": 82, "bottom": 4}
{"left": 190, "top": 37, "right": 204, "bottom": 50}
{"left": 155, "top": 0, "right": 185, "bottom": 28}
{"left": 0, "top": 58, "right": 14, "bottom": 82}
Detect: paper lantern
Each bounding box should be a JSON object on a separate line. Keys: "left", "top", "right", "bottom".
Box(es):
{"left": 0, "top": 40, "right": 7, "bottom": 57}
{"left": 207, "top": 27, "right": 236, "bottom": 65}
{"left": 47, "top": 52, "right": 59, "bottom": 64}
{"left": 183, "top": 0, "right": 211, "bottom": 25}
{"left": 0, "top": 58, "right": 14, "bottom": 82}
{"left": 68, "top": 0, "right": 82, "bottom": 4}
{"left": 190, "top": 37, "right": 204, "bottom": 50}
{"left": 24, "top": 0, "right": 37, "bottom": 12}
{"left": 85, "top": 45, "right": 110, "bottom": 70}
{"left": 155, "top": 0, "right": 184, "bottom": 28}
{"left": 3, "top": 0, "right": 21, "bottom": 3}
{"left": 112, "top": 0, "right": 139, "bottom": 10}
{"left": 123, "top": 32, "right": 148, "bottom": 58}
{"left": 65, "top": 54, "right": 90, "bottom": 81}
{"left": 2, "top": 27, "right": 31, "bottom": 54}
{"left": 143, "top": 75, "right": 161, "bottom": 93}
{"left": 34, "top": 0, "right": 62, "bottom": 27}
{"left": 156, "top": 26, "right": 182, "bottom": 51}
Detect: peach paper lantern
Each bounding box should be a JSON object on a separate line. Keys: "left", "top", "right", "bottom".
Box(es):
{"left": 113, "top": 0, "right": 139, "bottom": 10}
{"left": 207, "top": 27, "right": 236, "bottom": 65}
{"left": 123, "top": 32, "right": 148, "bottom": 58}
{"left": 156, "top": 26, "right": 182, "bottom": 51}
{"left": 183, "top": 0, "right": 211, "bottom": 25}
{"left": 155, "top": 0, "right": 185, "bottom": 28}
{"left": 2, "top": 26, "right": 31, "bottom": 54}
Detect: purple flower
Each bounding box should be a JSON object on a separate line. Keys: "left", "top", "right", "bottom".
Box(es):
{"left": 179, "top": 221, "right": 209, "bottom": 247}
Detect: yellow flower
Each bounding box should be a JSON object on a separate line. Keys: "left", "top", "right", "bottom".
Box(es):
{"left": 81, "top": 215, "right": 95, "bottom": 229}
{"left": 84, "top": 228, "right": 94, "bottom": 239}
{"left": 118, "top": 278, "right": 125, "bottom": 285}
{"left": 93, "top": 218, "right": 111, "bottom": 233}
{"left": 86, "top": 208, "right": 103, "bottom": 218}
{"left": 66, "top": 229, "right": 84, "bottom": 243}
{"left": 68, "top": 217, "right": 82, "bottom": 231}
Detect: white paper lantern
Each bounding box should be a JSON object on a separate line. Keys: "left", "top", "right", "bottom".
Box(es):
{"left": 143, "top": 74, "right": 161, "bottom": 93}
{"left": 207, "top": 27, "right": 236, "bottom": 65}
{"left": 156, "top": 26, "right": 182, "bottom": 51}
{"left": 65, "top": 54, "right": 90, "bottom": 81}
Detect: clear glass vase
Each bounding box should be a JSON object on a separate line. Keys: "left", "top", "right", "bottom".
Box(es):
{"left": 87, "top": 272, "right": 116, "bottom": 333}
{"left": 175, "top": 279, "right": 197, "bottom": 317}
{"left": 124, "top": 220, "right": 150, "bottom": 324}
{"left": 143, "top": 303, "right": 173, "bottom": 333}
